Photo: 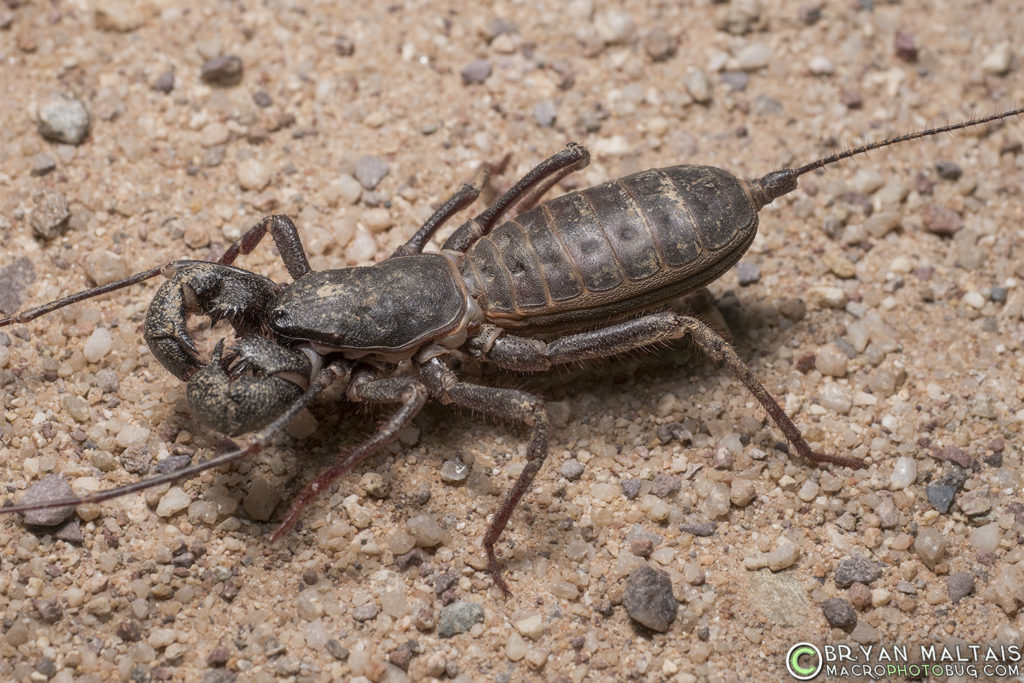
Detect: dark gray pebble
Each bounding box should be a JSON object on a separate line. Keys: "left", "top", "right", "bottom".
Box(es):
{"left": 252, "top": 90, "right": 272, "bottom": 108}
{"left": 35, "top": 658, "right": 57, "bottom": 678}
{"left": 926, "top": 468, "right": 966, "bottom": 514}
{"left": 650, "top": 473, "right": 681, "bottom": 498}
{"left": 926, "top": 485, "right": 957, "bottom": 514}
{"left": 460, "top": 59, "right": 492, "bottom": 85}
{"left": 821, "top": 597, "right": 857, "bottom": 631}
{"left": 326, "top": 639, "right": 349, "bottom": 660}
{"left": 934, "top": 161, "right": 962, "bottom": 181}
{"left": 201, "top": 55, "right": 244, "bottom": 86}
{"left": 834, "top": 555, "right": 882, "bottom": 588}
{"left": 17, "top": 474, "right": 76, "bottom": 526}
{"left": 946, "top": 572, "right": 975, "bottom": 602}
{"left": 0, "top": 257, "right": 36, "bottom": 316}
{"left": 154, "top": 454, "right": 192, "bottom": 474}
{"left": 437, "top": 601, "right": 484, "bottom": 637}
{"left": 55, "top": 518, "right": 84, "bottom": 543}
{"left": 678, "top": 521, "right": 717, "bottom": 537}
{"left": 152, "top": 69, "right": 175, "bottom": 93}
{"left": 621, "top": 479, "right": 642, "bottom": 500}
{"left": 990, "top": 287, "right": 1008, "bottom": 303}
{"left": 623, "top": 565, "right": 677, "bottom": 632}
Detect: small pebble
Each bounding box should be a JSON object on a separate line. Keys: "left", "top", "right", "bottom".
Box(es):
{"left": 242, "top": 478, "right": 279, "bottom": 521}
{"left": 437, "top": 601, "right": 484, "bottom": 638}
{"left": 766, "top": 540, "right": 799, "bottom": 571}
{"left": 736, "top": 42, "right": 771, "bottom": 71}
{"left": 821, "top": 598, "right": 857, "bottom": 631}
{"left": 730, "top": 479, "right": 756, "bottom": 507}
{"left": 155, "top": 487, "right": 191, "bottom": 517}
{"left": 702, "top": 483, "right": 731, "bottom": 519}
{"left": 735, "top": 261, "right": 760, "bottom": 285}
{"left": 815, "top": 345, "right": 847, "bottom": 377}
{"left": 623, "top": 565, "right": 677, "bottom": 632}
{"left": 506, "top": 632, "right": 527, "bottom": 661}
{"left": 848, "top": 582, "right": 872, "bottom": 609}
{"left": 354, "top": 155, "right": 389, "bottom": 190}
{"left": 440, "top": 460, "right": 469, "bottom": 483}
{"left": 514, "top": 611, "right": 545, "bottom": 640}
{"left": 808, "top": 55, "right": 834, "bottom": 75}
{"left": 37, "top": 93, "right": 91, "bottom": 144}
{"left": 947, "top": 572, "right": 975, "bottom": 602}
{"left": 957, "top": 486, "right": 991, "bottom": 516}
{"left": 334, "top": 35, "right": 355, "bottom": 56}
{"left": 679, "top": 521, "right": 716, "bottom": 537}
{"left": 925, "top": 468, "right": 966, "bottom": 513}
{"left": 326, "top": 640, "right": 349, "bottom": 661}
{"left": 889, "top": 456, "right": 917, "bottom": 489}
{"left": 533, "top": 99, "right": 557, "bottom": 128}
{"left": 460, "top": 59, "right": 492, "bottom": 85}
{"left": 914, "top": 527, "right": 947, "bottom": 571}
{"left": 30, "top": 188, "right": 71, "bottom": 240}
{"left": 115, "top": 424, "right": 149, "bottom": 449}
{"left": 352, "top": 602, "right": 379, "bottom": 622}
{"left": 29, "top": 153, "right": 56, "bottom": 176}
{"left": 237, "top": 158, "right": 270, "bottom": 191}
{"left": 834, "top": 555, "right": 882, "bottom": 588}
{"left": 621, "top": 479, "right": 641, "bottom": 500}
{"left": 982, "top": 565, "right": 1024, "bottom": 614}
{"left": 407, "top": 513, "right": 447, "bottom": 547}
{"left": 201, "top": 55, "right": 244, "bottom": 86}
{"left": 650, "top": 474, "right": 681, "bottom": 498}
{"left": 893, "top": 31, "right": 917, "bottom": 61}
{"left": 969, "top": 523, "right": 1000, "bottom": 553}
{"left": 83, "top": 328, "right": 113, "bottom": 362}
{"left": 850, "top": 622, "right": 880, "bottom": 644}
{"left": 720, "top": 71, "right": 748, "bottom": 91}
{"left": 643, "top": 27, "right": 676, "bottom": 61}
{"left": 935, "top": 161, "right": 962, "bottom": 181}
{"left": 18, "top": 475, "right": 76, "bottom": 526}
{"left": 152, "top": 69, "right": 175, "bottom": 93}
{"left": 84, "top": 250, "right": 128, "bottom": 285}
{"left": 683, "top": 69, "right": 712, "bottom": 104}
{"left": 797, "top": 480, "right": 819, "bottom": 502}
{"left": 981, "top": 42, "right": 1013, "bottom": 75}
{"left": 359, "top": 472, "right": 391, "bottom": 498}
{"left": 595, "top": 9, "right": 636, "bottom": 44}
{"left": 559, "top": 459, "right": 584, "bottom": 481}
{"left": 921, "top": 203, "right": 962, "bottom": 236}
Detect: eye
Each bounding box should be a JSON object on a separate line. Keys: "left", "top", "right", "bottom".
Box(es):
{"left": 271, "top": 308, "right": 288, "bottom": 325}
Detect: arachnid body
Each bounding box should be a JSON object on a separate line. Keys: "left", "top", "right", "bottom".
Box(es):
{"left": 2, "top": 108, "right": 1021, "bottom": 594}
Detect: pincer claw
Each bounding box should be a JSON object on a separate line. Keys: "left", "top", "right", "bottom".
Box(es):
{"left": 186, "top": 337, "right": 311, "bottom": 436}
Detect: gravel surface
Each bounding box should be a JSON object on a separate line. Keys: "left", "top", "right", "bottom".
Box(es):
{"left": 0, "top": 1, "right": 1022, "bottom": 681}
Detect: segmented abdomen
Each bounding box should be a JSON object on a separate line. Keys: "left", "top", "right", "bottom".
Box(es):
{"left": 459, "top": 165, "right": 758, "bottom": 331}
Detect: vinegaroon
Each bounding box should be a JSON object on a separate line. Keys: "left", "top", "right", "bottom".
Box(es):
{"left": 2, "top": 107, "right": 1021, "bottom": 593}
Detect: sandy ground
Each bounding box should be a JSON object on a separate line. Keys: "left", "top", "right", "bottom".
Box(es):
{"left": 1, "top": 0, "right": 1023, "bottom": 681}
